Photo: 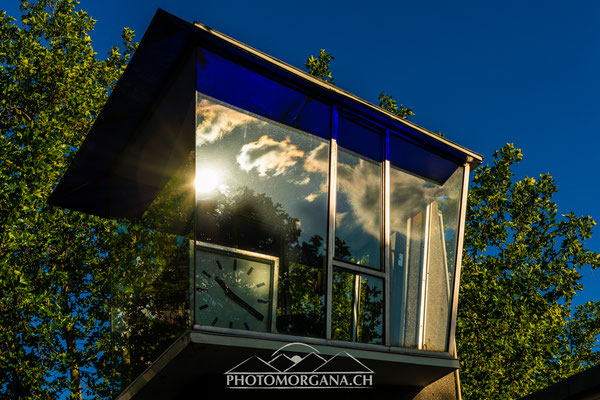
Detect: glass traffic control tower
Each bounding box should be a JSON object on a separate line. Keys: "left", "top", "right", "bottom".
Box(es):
{"left": 49, "top": 9, "right": 482, "bottom": 398}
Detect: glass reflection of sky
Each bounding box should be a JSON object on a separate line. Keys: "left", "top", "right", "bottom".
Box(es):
{"left": 389, "top": 166, "right": 463, "bottom": 272}
{"left": 388, "top": 165, "right": 463, "bottom": 350}
{"left": 335, "top": 149, "right": 382, "bottom": 269}
{"left": 195, "top": 94, "right": 329, "bottom": 252}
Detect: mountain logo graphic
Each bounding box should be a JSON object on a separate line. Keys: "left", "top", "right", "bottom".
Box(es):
{"left": 225, "top": 342, "right": 374, "bottom": 389}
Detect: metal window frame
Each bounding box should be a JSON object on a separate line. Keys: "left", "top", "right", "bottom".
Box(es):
{"left": 191, "top": 88, "right": 471, "bottom": 356}
{"left": 326, "top": 106, "right": 387, "bottom": 345}
{"left": 417, "top": 204, "right": 433, "bottom": 349}
{"left": 446, "top": 163, "right": 471, "bottom": 356}
{"left": 325, "top": 106, "right": 338, "bottom": 340}
{"left": 384, "top": 129, "right": 392, "bottom": 347}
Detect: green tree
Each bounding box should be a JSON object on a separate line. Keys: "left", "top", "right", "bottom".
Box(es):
{"left": 456, "top": 144, "right": 600, "bottom": 399}
{"left": 378, "top": 92, "right": 415, "bottom": 120}
{"left": 0, "top": 1, "right": 135, "bottom": 398}
{"left": 304, "top": 49, "right": 335, "bottom": 84}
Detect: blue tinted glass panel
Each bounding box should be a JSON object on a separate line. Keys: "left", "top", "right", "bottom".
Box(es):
{"left": 389, "top": 133, "right": 460, "bottom": 185}
{"left": 337, "top": 115, "right": 383, "bottom": 162}
{"left": 196, "top": 49, "right": 330, "bottom": 140}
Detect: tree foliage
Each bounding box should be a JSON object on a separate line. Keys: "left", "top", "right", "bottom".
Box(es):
{"left": 457, "top": 144, "right": 600, "bottom": 399}
{"left": 304, "top": 48, "right": 335, "bottom": 84}
{"left": 378, "top": 92, "right": 414, "bottom": 119}
{"left": 0, "top": 1, "right": 135, "bottom": 398}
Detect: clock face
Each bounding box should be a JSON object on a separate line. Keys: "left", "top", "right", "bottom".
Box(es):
{"left": 194, "top": 244, "right": 277, "bottom": 333}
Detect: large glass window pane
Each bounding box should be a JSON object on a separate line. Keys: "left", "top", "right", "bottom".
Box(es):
{"left": 389, "top": 166, "right": 464, "bottom": 351}
{"left": 334, "top": 149, "right": 382, "bottom": 269}
{"left": 334, "top": 115, "right": 383, "bottom": 270}
{"left": 332, "top": 268, "right": 384, "bottom": 344}
{"left": 194, "top": 93, "right": 330, "bottom": 338}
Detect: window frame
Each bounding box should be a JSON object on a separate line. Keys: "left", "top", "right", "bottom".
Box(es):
{"left": 191, "top": 93, "right": 471, "bottom": 355}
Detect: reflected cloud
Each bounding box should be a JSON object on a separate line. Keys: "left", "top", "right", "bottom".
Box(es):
{"left": 336, "top": 159, "right": 382, "bottom": 238}
{"left": 304, "top": 142, "right": 329, "bottom": 174}
{"left": 237, "top": 135, "right": 304, "bottom": 177}
{"left": 305, "top": 193, "right": 319, "bottom": 202}
{"left": 196, "top": 100, "right": 263, "bottom": 146}
{"left": 334, "top": 159, "right": 461, "bottom": 241}
{"left": 293, "top": 176, "right": 311, "bottom": 185}
{"left": 390, "top": 172, "right": 437, "bottom": 227}
{"left": 336, "top": 211, "right": 348, "bottom": 224}
{"left": 389, "top": 168, "right": 462, "bottom": 241}
{"left": 303, "top": 142, "right": 330, "bottom": 194}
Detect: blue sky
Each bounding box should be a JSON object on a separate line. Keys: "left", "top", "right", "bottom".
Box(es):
{"left": 5, "top": 0, "right": 600, "bottom": 305}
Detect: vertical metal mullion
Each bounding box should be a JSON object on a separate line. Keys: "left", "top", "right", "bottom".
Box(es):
{"left": 352, "top": 274, "right": 361, "bottom": 342}
{"left": 189, "top": 240, "right": 195, "bottom": 327}
{"left": 439, "top": 213, "right": 451, "bottom": 297}
{"left": 325, "top": 105, "right": 338, "bottom": 340}
{"left": 191, "top": 62, "right": 198, "bottom": 328}
{"left": 270, "top": 259, "right": 280, "bottom": 334}
{"left": 418, "top": 204, "right": 432, "bottom": 349}
{"left": 383, "top": 130, "right": 391, "bottom": 346}
{"left": 447, "top": 163, "right": 471, "bottom": 356}
{"left": 401, "top": 217, "right": 411, "bottom": 346}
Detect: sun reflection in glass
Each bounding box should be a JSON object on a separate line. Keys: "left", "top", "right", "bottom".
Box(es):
{"left": 195, "top": 166, "right": 221, "bottom": 197}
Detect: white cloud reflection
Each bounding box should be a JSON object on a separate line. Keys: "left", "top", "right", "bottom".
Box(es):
{"left": 335, "top": 156, "right": 461, "bottom": 242}
{"left": 336, "top": 158, "right": 382, "bottom": 239}
{"left": 195, "top": 99, "right": 462, "bottom": 245}
{"left": 293, "top": 176, "right": 311, "bottom": 185}
{"left": 196, "top": 100, "right": 263, "bottom": 146}
{"left": 304, "top": 142, "right": 329, "bottom": 174}
{"left": 303, "top": 142, "right": 330, "bottom": 193}
{"left": 305, "top": 193, "right": 319, "bottom": 202}
{"left": 237, "top": 135, "right": 304, "bottom": 177}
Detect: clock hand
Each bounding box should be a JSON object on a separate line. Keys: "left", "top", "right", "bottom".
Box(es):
{"left": 215, "top": 276, "right": 265, "bottom": 321}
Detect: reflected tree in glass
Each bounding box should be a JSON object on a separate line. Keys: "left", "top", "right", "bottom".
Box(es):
{"left": 332, "top": 267, "right": 383, "bottom": 344}
{"left": 332, "top": 269, "right": 354, "bottom": 342}
{"left": 194, "top": 94, "right": 330, "bottom": 338}
{"left": 356, "top": 275, "right": 384, "bottom": 344}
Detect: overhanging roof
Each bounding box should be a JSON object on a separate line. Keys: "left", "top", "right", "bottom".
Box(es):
{"left": 48, "top": 8, "right": 483, "bottom": 218}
